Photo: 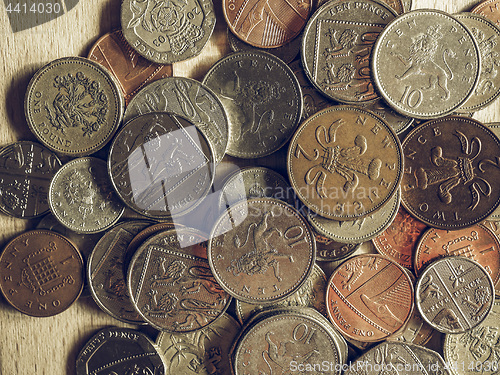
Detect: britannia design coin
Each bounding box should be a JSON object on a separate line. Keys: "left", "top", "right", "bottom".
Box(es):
{"left": 472, "top": 0, "right": 500, "bottom": 26}
{"left": 301, "top": 0, "right": 398, "bottom": 104}
{"left": 0, "top": 141, "right": 61, "bottom": 219}
{"left": 401, "top": 116, "right": 500, "bottom": 229}
{"left": 415, "top": 257, "right": 494, "bottom": 334}
{"left": 121, "top": 0, "right": 215, "bottom": 63}
{"left": 313, "top": 232, "right": 360, "bottom": 261}
{"left": 372, "top": 10, "right": 481, "bottom": 119}
{"left": 0, "top": 230, "right": 83, "bottom": 317}
{"left": 108, "top": 112, "right": 215, "bottom": 220}
{"left": 202, "top": 51, "right": 303, "bottom": 158}
{"left": 486, "top": 122, "right": 500, "bottom": 220}
{"left": 208, "top": 198, "right": 315, "bottom": 304}
{"left": 25, "top": 57, "right": 124, "bottom": 156}
{"left": 287, "top": 106, "right": 403, "bottom": 220}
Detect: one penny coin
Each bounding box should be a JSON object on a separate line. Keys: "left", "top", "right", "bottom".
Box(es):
{"left": 471, "top": 0, "right": 500, "bottom": 26}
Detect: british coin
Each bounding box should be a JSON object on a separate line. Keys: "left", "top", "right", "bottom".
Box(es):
{"left": 49, "top": 157, "right": 125, "bottom": 233}
{"left": 0, "top": 141, "right": 61, "bottom": 219}
{"left": 108, "top": 112, "right": 215, "bottom": 220}
{"left": 486, "top": 122, "right": 500, "bottom": 220}
{"left": 127, "top": 227, "right": 231, "bottom": 332}
{"left": 400, "top": 116, "right": 500, "bottom": 229}
{"left": 394, "top": 308, "right": 434, "bottom": 345}
{"left": 362, "top": 99, "right": 414, "bottom": 135}
{"left": 208, "top": 198, "right": 315, "bottom": 304}
{"left": 75, "top": 327, "right": 165, "bottom": 375}
{"left": 287, "top": 105, "right": 403, "bottom": 221}
{"left": 301, "top": 0, "right": 398, "bottom": 104}
{"left": 372, "top": 10, "right": 481, "bottom": 119}
{"left": 326, "top": 254, "right": 414, "bottom": 342}
{"left": 471, "top": 0, "right": 500, "bottom": 26}
{"left": 88, "top": 29, "right": 173, "bottom": 104}
{"left": 380, "top": 0, "right": 404, "bottom": 14}
{"left": 223, "top": 0, "right": 312, "bottom": 49}
{"left": 156, "top": 313, "right": 240, "bottom": 375}
{"left": 120, "top": 0, "right": 215, "bottom": 64}
{"left": 372, "top": 205, "right": 427, "bottom": 270}
{"left": 123, "top": 77, "right": 229, "bottom": 164}
{"left": 401, "top": 0, "right": 411, "bottom": 12}
{"left": 24, "top": 56, "right": 124, "bottom": 156}
{"left": 313, "top": 231, "right": 360, "bottom": 261}
{"left": 0, "top": 229, "right": 84, "bottom": 317}
{"left": 202, "top": 51, "right": 303, "bottom": 158}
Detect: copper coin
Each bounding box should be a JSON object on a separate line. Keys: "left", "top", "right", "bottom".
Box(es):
{"left": 326, "top": 254, "right": 414, "bottom": 342}
{"left": 125, "top": 222, "right": 181, "bottom": 263}
{"left": 471, "top": 0, "right": 500, "bottom": 26}
{"left": 223, "top": 0, "right": 312, "bottom": 49}
{"left": 401, "top": 116, "right": 500, "bottom": 229}
{"left": 314, "top": 231, "right": 360, "bottom": 261}
{"left": 486, "top": 122, "right": 500, "bottom": 220}
{"left": 372, "top": 206, "right": 427, "bottom": 270}
{"left": 0, "top": 229, "right": 84, "bottom": 317}
{"left": 88, "top": 30, "right": 172, "bottom": 104}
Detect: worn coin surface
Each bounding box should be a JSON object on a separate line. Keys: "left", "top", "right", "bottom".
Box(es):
{"left": 362, "top": 99, "right": 414, "bottom": 135}
{"left": 301, "top": 0, "right": 398, "bottom": 104}
{"left": 326, "top": 254, "right": 414, "bottom": 342}
{"left": 415, "top": 256, "right": 494, "bottom": 334}
{"left": 202, "top": 51, "right": 303, "bottom": 158}
{"left": 108, "top": 112, "right": 215, "bottom": 220}
{"left": 0, "top": 141, "right": 61, "bottom": 219}
{"left": 486, "top": 122, "right": 500, "bottom": 220}
{"left": 401, "top": 116, "right": 500, "bottom": 229}
{"left": 25, "top": 56, "right": 124, "bottom": 156}
{"left": 0, "top": 230, "right": 84, "bottom": 317}
{"left": 394, "top": 308, "right": 434, "bottom": 345}
{"left": 124, "top": 77, "right": 229, "bottom": 164}
{"left": 313, "top": 231, "right": 360, "bottom": 261}
{"left": 372, "top": 10, "right": 481, "bottom": 119}
{"left": 121, "top": 0, "right": 215, "bottom": 63}
{"left": 288, "top": 105, "right": 403, "bottom": 221}
{"left": 471, "top": 0, "right": 500, "bottom": 26}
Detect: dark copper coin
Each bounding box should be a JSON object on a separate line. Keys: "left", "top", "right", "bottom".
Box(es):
{"left": 314, "top": 231, "right": 360, "bottom": 261}
{"left": 401, "top": 116, "right": 500, "bottom": 229}
{"left": 471, "top": 0, "right": 500, "bottom": 26}
{"left": 0, "top": 229, "right": 84, "bottom": 317}
{"left": 326, "top": 254, "right": 414, "bottom": 342}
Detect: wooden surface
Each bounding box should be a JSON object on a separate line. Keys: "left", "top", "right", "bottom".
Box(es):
{"left": 0, "top": 0, "right": 497, "bottom": 374}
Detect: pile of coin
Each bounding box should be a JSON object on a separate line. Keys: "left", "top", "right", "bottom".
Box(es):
{"left": 1, "top": 0, "right": 500, "bottom": 374}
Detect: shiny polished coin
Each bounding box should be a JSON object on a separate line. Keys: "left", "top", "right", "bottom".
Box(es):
{"left": 401, "top": 116, "right": 500, "bottom": 229}
{"left": 326, "top": 254, "right": 414, "bottom": 342}
{"left": 76, "top": 327, "right": 165, "bottom": 375}
{"left": 472, "top": 0, "right": 500, "bottom": 26}
{"left": 156, "top": 313, "right": 240, "bottom": 375}
{"left": 486, "top": 122, "right": 500, "bottom": 220}
{"left": 25, "top": 56, "right": 124, "bottom": 156}
{"left": 88, "top": 29, "right": 173, "bottom": 104}
{"left": 108, "top": 112, "right": 215, "bottom": 219}
{"left": 0, "top": 230, "right": 83, "bottom": 317}
{"left": 313, "top": 231, "right": 360, "bottom": 261}
{"left": 123, "top": 77, "right": 229, "bottom": 164}
{"left": 127, "top": 227, "right": 231, "bottom": 332}
{"left": 0, "top": 141, "right": 61, "bottom": 219}
{"left": 301, "top": 0, "right": 398, "bottom": 104}
{"left": 287, "top": 106, "right": 403, "bottom": 220}
{"left": 372, "top": 10, "right": 481, "bottom": 119}
{"left": 416, "top": 256, "right": 494, "bottom": 334}
{"left": 208, "top": 198, "right": 315, "bottom": 304}
{"left": 202, "top": 51, "right": 303, "bottom": 158}
{"left": 394, "top": 308, "right": 434, "bottom": 345}
{"left": 121, "top": 0, "right": 215, "bottom": 63}
{"left": 362, "top": 99, "right": 414, "bottom": 135}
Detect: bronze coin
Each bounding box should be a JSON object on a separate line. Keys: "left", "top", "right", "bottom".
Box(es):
{"left": 313, "top": 231, "right": 360, "bottom": 261}
{"left": 125, "top": 222, "right": 181, "bottom": 263}
{"left": 0, "top": 229, "right": 84, "bottom": 317}
{"left": 471, "top": 0, "right": 500, "bottom": 26}
{"left": 401, "top": 116, "right": 500, "bottom": 229}
{"left": 326, "top": 254, "right": 414, "bottom": 342}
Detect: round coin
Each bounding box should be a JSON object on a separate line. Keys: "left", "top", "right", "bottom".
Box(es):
{"left": 394, "top": 308, "right": 434, "bottom": 346}
{"left": 24, "top": 56, "right": 124, "bottom": 156}
{"left": 361, "top": 99, "right": 414, "bottom": 135}
{"left": 313, "top": 231, "right": 360, "bottom": 261}
{"left": 472, "top": 0, "right": 500, "bottom": 26}
{"left": 486, "top": 122, "right": 500, "bottom": 220}
{"left": 0, "top": 230, "right": 84, "bottom": 317}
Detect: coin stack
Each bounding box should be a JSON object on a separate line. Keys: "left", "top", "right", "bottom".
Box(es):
{"left": 1, "top": 0, "right": 500, "bottom": 374}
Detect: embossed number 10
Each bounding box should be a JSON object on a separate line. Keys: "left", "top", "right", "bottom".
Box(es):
{"left": 399, "top": 86, "right": 423, "bottom": 108}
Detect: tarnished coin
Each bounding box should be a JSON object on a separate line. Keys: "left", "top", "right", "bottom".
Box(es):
{"left": 156, "top": 313, "right": 240, "bottom": 375}
{"left": 88, "top": 29, "right": 173, "bottom": 104}
{"left": 120, "top": 0, "right": 215, "bottom": 63}
{"left": 401, "top": 116, "right": 500, "bottom": 229}
{"left": 372, "top": 10, "right": 481, "bottom": 119}
{"left": 394, "top": 308, "right": 434, "bottom": 345}
{"left": 401, "top": 0, "right": 411, "bottom": 12}
{"left": 326, "top": 254, "right": 414, "bottom": 342}
{"left": 472, "top": 0, "right": 500, "bottom": 26}
{"left": 76, "top": 327, "right": 165, "bottom": 375}
{"left": 24, "top": 56, "right": 124, "bottom": 156}
{"left": 223, "top": 0, "right": 312, "bottom": 49}
{"left": 301, "top": 0, "right": 398, "bottom": 104}
{"left": 416, "top": 256, "right": 494, "bottom": 334}
{"left": 49, "top": 157, "right": 125, "bottom": 234}
{"left": 362, "top": 99, "right": 414, "bottom": 135}
{"left": 313, "top": 231, "right": 360, "bottom": 261}
{"left": 287, "top": 105, "right": 403, "bottom": 220}
{"left": 123, "top": 77, "right": 229, "bottom": 164}
{"left": 127, "top": 227, "right": 231, "bottom": 332}
{"left": 108, "top": 112, "right": 215, "bottom": 219}
{"left": 126, "top": 222, "right": 180, "bottom": 262}
{"left": 202, "top": 51, "right": 303, "bottom": 158}
{"left": 486, "top": 122, "right": 500, "bottom": 220}
{"left": 0, "top": 230, "right": 83, "bottom": 317}
{"left": 208, "top": 198, "right": 315, "bottom": 304}
{"left": 0, "top": 141, "right": 61, "bottom": 219}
